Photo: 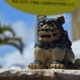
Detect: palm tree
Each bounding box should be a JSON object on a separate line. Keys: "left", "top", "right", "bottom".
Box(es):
{"left": 0, "top": 23, "right": 23, "bottom": 54}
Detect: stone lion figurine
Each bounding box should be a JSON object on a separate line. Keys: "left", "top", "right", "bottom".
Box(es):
{"left": 28, "top": 16, "right": 75, "bottom": 69}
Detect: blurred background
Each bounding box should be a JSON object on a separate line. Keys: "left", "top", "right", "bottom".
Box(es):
{"left": 0, "top": 0, "right": 80, "bottom": 69}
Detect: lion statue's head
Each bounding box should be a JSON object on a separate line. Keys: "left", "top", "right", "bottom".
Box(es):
{"left": 38, "top": 16, "right": 65, "bottom": 42}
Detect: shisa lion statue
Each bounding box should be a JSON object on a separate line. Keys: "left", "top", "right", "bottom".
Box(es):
{"left": 28, "top": 16, "right": 75, "bottom": 69}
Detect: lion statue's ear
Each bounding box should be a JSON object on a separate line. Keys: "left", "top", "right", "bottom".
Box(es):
{"left": 38, "top": 15, "right": 46, "bottom": 20}
{"left": 57, "top": 16, "right": 65, "bottom": 24}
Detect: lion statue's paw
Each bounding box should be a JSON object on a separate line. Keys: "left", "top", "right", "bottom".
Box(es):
{"left": 50, "top": 63, "right": 65, "bottom": 69}
{"left": 28, "top": 60, "right": 42, "bottom": 69}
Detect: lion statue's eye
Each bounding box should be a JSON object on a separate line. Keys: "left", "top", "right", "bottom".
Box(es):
{"left": 51, "top": 23, "right": 54, "bottom": 27}
{"left": 39, "top": 23, "right": 44, "bottom": 27}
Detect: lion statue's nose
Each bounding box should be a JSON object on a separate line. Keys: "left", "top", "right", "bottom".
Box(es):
{"left": 41, "top": 29, "right": 44, "bottom": 31}
{"left": 45, "top": 27, "right": 50, "bottom": 32}
{"left": 45, "top": 29, "right": 49, "bottom": 32}
{"left": 40, "top": 27, "right": 50, "bottom": 32}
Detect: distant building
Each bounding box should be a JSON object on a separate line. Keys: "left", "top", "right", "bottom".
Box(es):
{"left": 72, "top": 7, "right": 80, "bottom": 41}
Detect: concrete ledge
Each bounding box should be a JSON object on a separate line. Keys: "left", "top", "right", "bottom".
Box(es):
{"left": 0, "top": 69, "right": 80, "bottom": 80}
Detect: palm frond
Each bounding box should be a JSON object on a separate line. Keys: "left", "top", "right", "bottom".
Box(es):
{"left": 0, "top": 37, "right": 23, "bottom": 54}
{"left": 0, "top": 23, "right": 24, "bottom": 55}
{"left": 4, "top": 37, "right": 23, "bottom": 47}
{"left": 4, "top": 41, "right": 23, "bottom": 54}
{"left": 0, "top": 24, "right": 15, "bottom": 36}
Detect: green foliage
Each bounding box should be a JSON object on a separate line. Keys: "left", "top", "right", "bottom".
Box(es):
{"left": 75, "top": 59, "right": 80, "bottom": 69}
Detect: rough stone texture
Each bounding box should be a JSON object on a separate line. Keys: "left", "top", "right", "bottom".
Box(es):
{"left": 0, "top": 69, "right": 80, "bottom": 80}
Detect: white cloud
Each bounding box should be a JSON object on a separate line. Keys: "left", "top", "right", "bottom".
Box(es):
{"left": 0, "top": 42, "right": 34, "bottom": 68}
{"left": 12, "top": 20, "right": 34, "bottom": 44}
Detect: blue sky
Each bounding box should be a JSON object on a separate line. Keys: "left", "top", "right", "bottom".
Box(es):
{"left": 0, "top": 0, "right": 72, "bottom": 68}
